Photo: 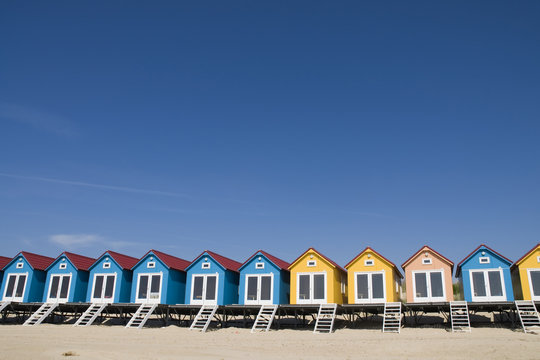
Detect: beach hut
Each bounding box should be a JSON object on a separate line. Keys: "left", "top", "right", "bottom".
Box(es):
{"left": 511, "top": 243, "right": 540, "bottom": 301}
{"left": 238, "top": 250, "right": 290, "bottom": 305}
{"left": 0, "top": 256, "right": 12, "bottom": 290}
{"left": 0, "top": 251, "right": 54, "bottom": 302}
{"left": 345, "top": 247, "right": 402, "bottom": 304}
{"left": 401, "top": 246, "right": 454, "bottom": 303}
{"left": 185, "top": 250, "right": 242, "bottom": 305}
{"left": 288, "top": 248, "right": 347, "bottom": 305}
{"left": 130, "top": 250, "right": 190, "bottom": 304}
{"left": 456, "top": 244, "right": 514, "bottom": 302}
{"left": 86, "top": 250, "right": 139, "bottom": 303}
{"left": 43, "top": 252, "right": 95, "bottom": 303}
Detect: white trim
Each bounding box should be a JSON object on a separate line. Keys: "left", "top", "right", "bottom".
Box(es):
{"left": 307, "top": 260, "right": 316, "bottom": 267}
{"left": 2, "top": 272, "right": 28, "bottom": 302}
{"left": 135, "top": 272, "right": 163, "bottom": 304}
{"left": 59, "top": 263, "right": 67, "bottom": 269}
{"left": 411, "top": 269, "right": 446, "bottom": 302}
{"left": 353, "top": 271, "right": 386, "bottom": 304}
{"left": 479, "top": 257, "right": 490, "bottom": 264}
{"left": 90, "top": 273, "right": 117, "bottom": 303}
{"left": 364, "top": 260, "right": 374, "bottom": 266}
{"left": 255, "top": 262, "right": 264, "bottom": 269}
{"left": 189, "top": 273, "right": 219, "bottom": 305}
{"left": 469, "top": 268, "right": 507, "bottom": 302}
{"left": 46, "top": 273, "right": 72, "bottom": 303}
{"left": 527, "top": 269, "right": 540, "bottom": 301}
{"left": 202, "top": 262, "right": 211, "bottom": 269}
{"left": 103, "top": 262, "right": 111, "bottom": 269}
{"left": 296, "top": 271, "right": 327, "bottom": 304}
{"left": 244, "top": 273, "right": 274, "bottom": 305}
{"left": 537, "top": 256, "right": 540, "bottom": 263}
{"left": 16, "top": 262, "right": 23, "bottom": 269}
{"left": 146, "top": 261, "right": 156, "bottom": 269}
{"left": 422, "top": 258, "right": 432, "bottom": 265}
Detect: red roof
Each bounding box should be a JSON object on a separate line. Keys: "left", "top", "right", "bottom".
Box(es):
{"left": 0, "top": 256, "right": 12, "bottom": 270}
{"left": 57, "top": 252, "right": 96, "bottom": 271}
{"left": 135, "top": 249, "right": 191, "bottom": 271}
{"left": 103, "top": 250, "right": 139, "bottom": 270}
{"left": 512, "top": 243, "right": 540, "bottom": 268}
{"left": 189, "top": 250, "right": 242, "bottom": 272}
{"left": 455, "top": 244, "right": 513, "bottom": 277}
{"left": 401, "top": 245, "right": 454, "bottom": 271}
{"left": 288, "top": 248, "right": 346, "bottom": 273}
{"left": 19, "top": 251, "right": 55, "bottom": 271}
{"left": 239, "top": 250, "right": 290, "bottom": 271}
{"left": 344, "top": 247, "right": 403, "bottom": 278}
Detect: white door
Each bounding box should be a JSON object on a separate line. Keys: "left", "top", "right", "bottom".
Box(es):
{"left": 136, "top": 273, "right": 162, "bottom": 303}
{"left": 2, "top": 273, "right": 27, "bottom": 302}
{"left": 527, "top": 269, "right": 540, "bottom": 301}
{"left": 470, "top": 269, "right": 506, "bottom": 301}
{"left": 297, "top": 272, "right": 326, "bottom": 304}
{"left": 413, "top": 270, "right": 446, "bottom": 302}
{"left": 47, "top": 274, "right": 71, "bottom": 303}
{"left": 245, "top": 274, "right": 273, "bottom": 305}
{"left": 190, "top": 274, "right": 218, "bottom": 305}
{"left": 355, "top": 271, "right": 386, "bottom": 303}
{"left": 91, "top": 274, "right": 116, "bottom": 303}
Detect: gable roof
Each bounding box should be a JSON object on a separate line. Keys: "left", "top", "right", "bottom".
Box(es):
{"left": 133, "top": 249, "right": 191, "bottom": 271}
{"left": 455, "top": 244, "right": 513, "bottom": 277}
{"left": 238, "top": 250, "right": 290, "bottom": 271}
{"left": 345, "top": 247, "right": 403, "bottom": 278}
{"left": 512, "top": 243, "right": 540, "bottom": 268}
{"left": 288, "top": 248, "right": 346, "bottom": 273}
{"left": 186, "top": 250, "right": 242, "bottom": 272}
{"left": 90, "top": 250, "right": 139, "bottom": 270}
{"left": 401, "top": 245, "right": 454, "bottom": 271}
{"left": 0, "top": 256, "right": 12, "bottom": 271}
{"left": 11, "top": 251, "right": 55, "bottom": 271}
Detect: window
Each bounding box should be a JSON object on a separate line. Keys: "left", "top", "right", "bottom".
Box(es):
{"left": 537, "top": 256, "right": 540, "bottom": 263}
{"left": 395, "top": 279, "right": 399, "bottom": 292}
{"left": 341, "top": 276, "right": 346, "bottom": 294}
{"left": 364, "top": 260, "right": 374, "bottom": 266}
{"left": 147, "top": 261, "right": 155, "bottom": 269}
{"left": 479, "top": 257, "right": 490, "bottom": 264}
{"left": 16, "top": 262, "right": 23, "bottom": 269}
{"left": 307, "top": 260, "right": 316, "bottom": 267}
{"left": 422, "top": 258, "right": 432, "bottom": 265}
{"left": 103, "top": 262, "right": 111, "bottom": 269}
{"left": 202, "top": 262, "right": 210, "bottom": 269}
{"left": 59, "top": 263, "right": 67, "bottom": 269}
{"left": 255, "top": 262, "right": 264, "bottom": 269}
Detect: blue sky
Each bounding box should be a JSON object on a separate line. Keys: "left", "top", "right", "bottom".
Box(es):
{"left": 0, "top": 1, "right": 539, "bottom": 269}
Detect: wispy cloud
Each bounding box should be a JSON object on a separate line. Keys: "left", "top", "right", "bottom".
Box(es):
{"left": 0, "top": 173, "right": 189, "bottom": 198}
{"left": 49, "top": 233, "right": 139, "bottom": 250}
{"left": 0, "top": 103, "right": 76, "bottom": 137}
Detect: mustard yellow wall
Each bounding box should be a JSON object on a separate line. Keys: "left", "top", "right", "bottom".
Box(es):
{"left": 346, "top": 252, "right": 401, "bottom": 304}
{"left": 512, "top": 246, "right": 540, "bottom": 300}
{"left": 289, "top": 250, "right": 346, "bottom": 304}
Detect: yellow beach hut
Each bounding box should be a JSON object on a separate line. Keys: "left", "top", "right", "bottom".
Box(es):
{"left": 288, "top": 248, "right": 347, "bottom": 304}
{"left": 511, "top": 243, "right": 540, "bottom": 301}
{"left": 345, "top": 247, "right": 403, "bottom": 304}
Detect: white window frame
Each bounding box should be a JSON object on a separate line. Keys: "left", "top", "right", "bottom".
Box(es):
{"left": 296, "top": 271, "right": 327, "bottom": 304}
{"left": 307, "top": 260, "right": 316, "bottom": 267}
{"left": 527, "top": 269, "right": 540, "bottom": 301}
{"left": 364, "top": 260, "right": 374, "bottom": 266}
{"left": 103, "top": 262, "right": 111, "bottom": 269}
{"left": 354, "top": 271, "right": 386, "bottom": 304}
{"left": 16, "top": 262, "right": 23, "bottom": 269}
{"left": 411, "top": 269, "right": 446, "bottom": 302}
{"left": 479, "top": 257, "right": 490, "bottom": 264}
{"left": 537, "top": 256, "right": 540, "bottom": 263}
{"left": 422, "top": 258, "right": 432, "bottom": 265}
{"left": 2, "top": 272, "right": 28, "bottom": 302}
{"left": 146, "top": 261, "right": 155, "bottom": 269}
{"left": 255, "top": 262, "right": 264, "bottom": 269}
{"left": 469, "top": 268, "right": 507, "bottom": 302}
{"left": 244, "top": 273, "right": 274, "bottom": 305}
{"left": 46, "top": 273, "right": 72, "bottom": 303}
{"left": 189, "top": 273, "right": 219, "bottom": 305}
{"left": 90, "top": 273, "right": 117, "bottom": 303}
{"left": 135, "top": 272, "right": 163, "bottom": 304}
{"left": 202, "top": 262, "right": 211, "bottom": 269}
{"left": 59, "top": 263, "right": 67, "bottom": 269}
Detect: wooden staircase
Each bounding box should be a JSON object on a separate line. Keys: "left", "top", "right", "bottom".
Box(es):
{"left": 74, "top": 303, "right": 108, "bottom": 327}
{"left": 125, "top": 303, "right": 158, "bottom": 329}
{"left": 450, "top": 301, "right": 471, "bottom": 332}
{"left": 382, "top": 302, "right": 402, "bottom": 333}
{"left": 313, "top": 303, "right": 337, "bottom": 334}
{"left": 251, "top": 304, "right": 278, "bottom": 332}
{"left": 190, "top": 305, "right": 218, "bottom": 332}
{"left": 23, "top": 303, "right": 59, "bottom": 326}
{"left": 515, "top": 300, "right": 540, "bottom": 333}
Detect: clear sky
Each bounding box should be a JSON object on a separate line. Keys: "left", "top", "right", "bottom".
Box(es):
{"left": 0, "top": 1, "right": 539, "bottom": 269}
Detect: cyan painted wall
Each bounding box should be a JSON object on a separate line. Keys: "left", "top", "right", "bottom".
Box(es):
{"left": 238, "top": 254, "right": 290, "bottom": 305}
{"left": 87, "top": 255, "right": 133, "bottom": 303}
{"left": 43, "top": 257, "right": 89, "bottom": 302}
{"left": 0, "top": 256, "right": 46, "bottom": 302}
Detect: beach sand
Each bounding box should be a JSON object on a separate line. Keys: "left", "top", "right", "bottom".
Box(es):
{"left": 0, "top": 325, "right": 538, "bottom": 359}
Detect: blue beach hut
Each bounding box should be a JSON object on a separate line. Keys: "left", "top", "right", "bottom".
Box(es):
{"left": 86, "top": 251, "right": 139, "bottom": 303}
{"left": 238, "top": 250, "right": 290, "bottom": 305}
{"left": 43, "top": 252, "right": 95, "bottom": 303}
{"left": 185, "top": 251, "right": 242, "bottom": 305}
{"left": 130, "top": 250, "right": 190, "bottom": 304}
{"left": 1, "top": 252, "right": 54, "bottom": 302}
{"left": 456, "top": 244, "right": 514, "bottom": 302}
{"left": 0, "top": 257, "right": 11, "bottom": 291}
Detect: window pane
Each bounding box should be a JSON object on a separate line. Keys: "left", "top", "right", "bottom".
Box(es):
{"left": 49, "top": 276, "right": 60, "bottom": 299}
{"left": 205, "top": 276, "right": 216, "bottom": 300}
{"left": 531, "top": 271, "right": 540, "bottom": 296}
{"left": 150, "top": 275, "right": 161, "bottom": 299}
{"left": 488, "top": 271, "right": 503, "bottom": 297}
{"left": 104, "top": 276, "right": 115, "bottom": 298}
{"left": 356, "top": 274, "right": 369, "bottom": 299}
{"left": 430, "top": 272, "right": 443, "bottom": 298}
{"left": 5, "top": 276, "right": 16, "bottom": 298}
{"left": 313, "top": 274, "right": 325, "bottom": 300}
{"left": 260, "top": 276, "right": 271, "bottom": 301}
{"left": 372, "top": 273, "right": 384, "bottom": 300}
{"left": 15, "top": 275, "right": 26, "bottom": 298}
{"left": 93, "top": 276, "right": 104, "bottom": 299}
{"left": 138, "top": 275, "right": 148, "bottom": 299}
{"left": 414, "top": 273, "right": 428, "bottom": 298}
{"left": 247, "top": 277, "right": 258, "bottom": 301}
{"left": 299, "top": 275, "right": 310, "bottom": 300}
{"left": 192, "top": 276, "right": 203, "bottom": 300}
{"left": 60, "top": 276, "right": 70, "bottom": 299}
{"left": 472, "top": 272, "right": 486, "bottom": 297}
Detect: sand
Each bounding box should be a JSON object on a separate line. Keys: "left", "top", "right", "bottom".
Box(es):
{"left": 0, "top": 325, "right": 538, "bottom": 359}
